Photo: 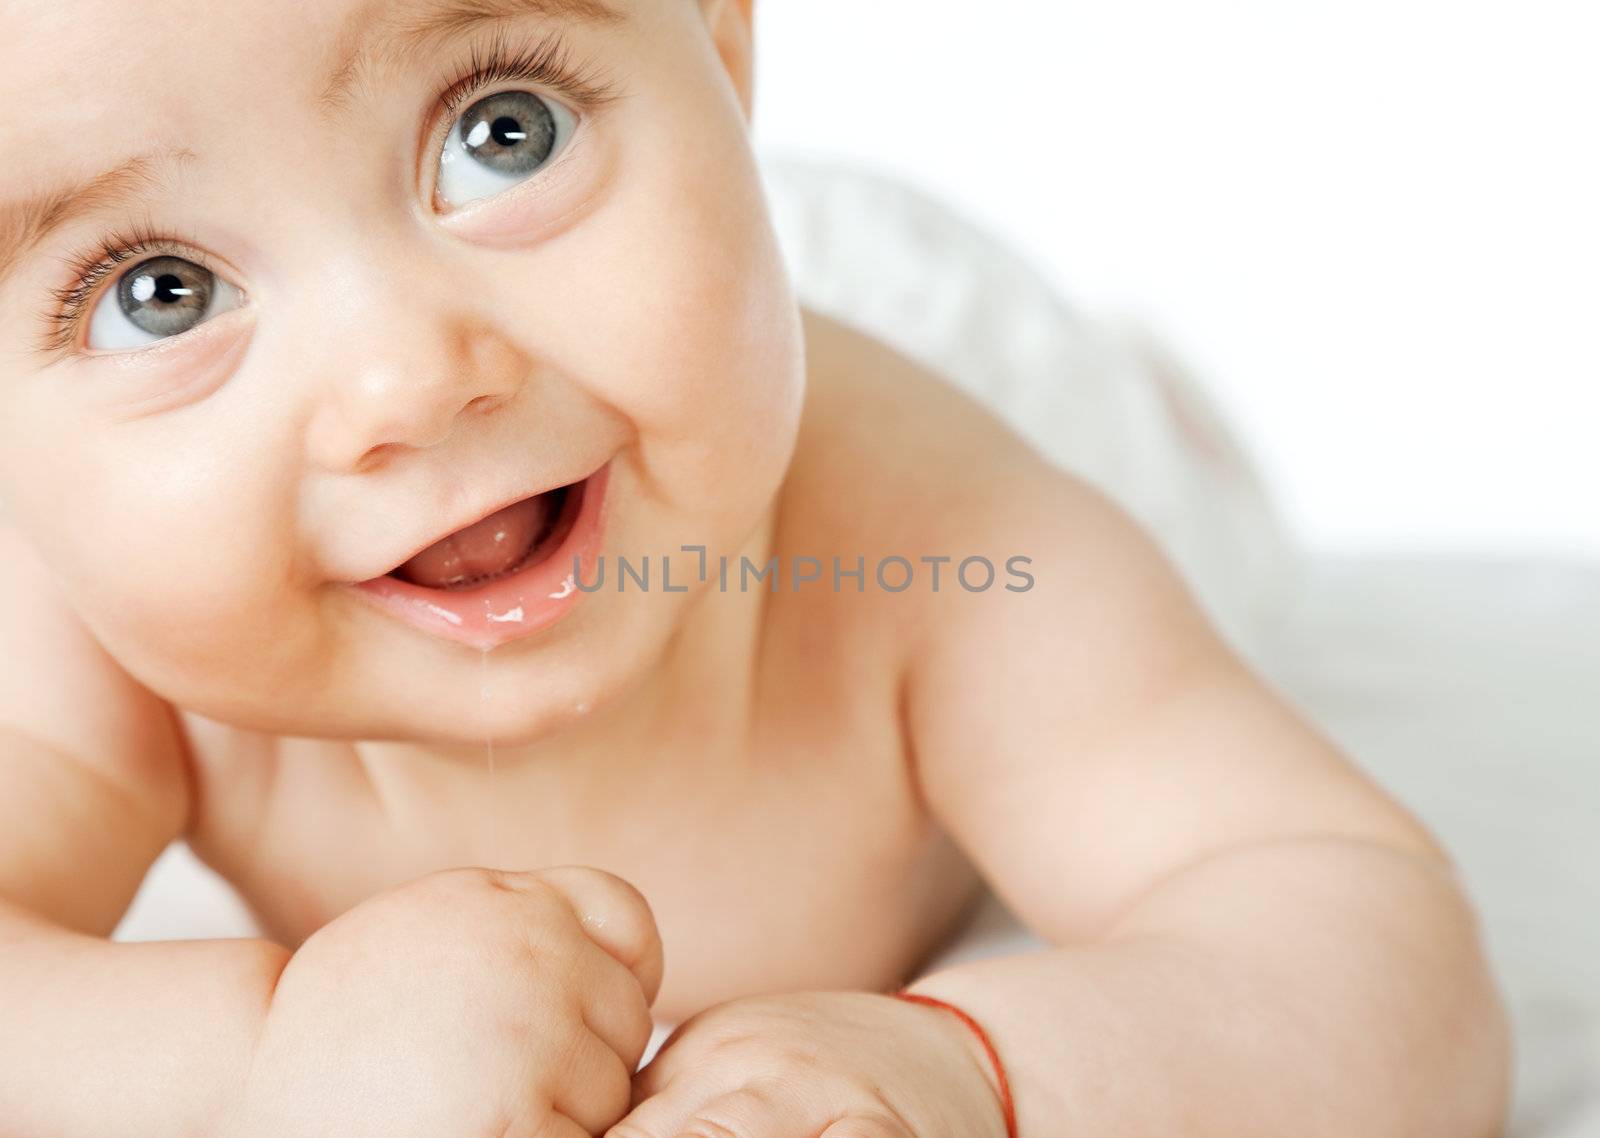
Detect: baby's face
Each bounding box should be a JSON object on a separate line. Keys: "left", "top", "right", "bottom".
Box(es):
{"left": 0, "top": 0, "right": 802, "bottom": 744}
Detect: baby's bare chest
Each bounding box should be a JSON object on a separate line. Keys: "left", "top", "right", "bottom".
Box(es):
{"left": 183, "top": 707, "right": 982, "bottom": 1024}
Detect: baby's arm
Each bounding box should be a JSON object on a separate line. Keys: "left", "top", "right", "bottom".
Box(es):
{"left": 0, "top": 524, "right": 288, "bottom": 1135}
{"left": 902, "top": 450, "right": 1510, "bottom": 1134}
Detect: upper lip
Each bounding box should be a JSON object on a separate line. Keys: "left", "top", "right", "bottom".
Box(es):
{"left": 358, "top": 473, "right": 584, "bottom": 583}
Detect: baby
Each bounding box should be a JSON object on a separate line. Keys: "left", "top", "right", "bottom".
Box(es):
{"left": 0, "top": 0, "right": 1510, "bottom": 1135}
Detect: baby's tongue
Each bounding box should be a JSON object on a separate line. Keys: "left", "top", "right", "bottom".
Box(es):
{"left": 393, "top": 494, "right": 552, "bottom": 589}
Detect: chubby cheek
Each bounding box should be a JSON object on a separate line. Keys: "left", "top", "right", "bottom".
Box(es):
{"left": 48, "top": 428, "right": 316, "bottom": 707}
{"left": 530, "top": 148, "right": 804, "bottom": 540}
{"left": 636, "top": 210, "right": 799, "bottom": 536}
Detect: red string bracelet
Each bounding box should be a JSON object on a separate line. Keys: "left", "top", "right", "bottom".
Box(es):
{"left": 891, "top": 989, "right": 1018, "bottom": 1138}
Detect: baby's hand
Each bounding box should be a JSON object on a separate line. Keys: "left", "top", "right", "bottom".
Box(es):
{"left": 223, "top": 866, "right": 662, "bottom": 1138}
{"left": 609, "top": 991, "right": 1008, "bottom": 1138}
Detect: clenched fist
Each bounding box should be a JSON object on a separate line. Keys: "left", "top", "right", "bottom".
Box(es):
{"left": 222, "top": 866, "right": 663, "bottom": 1138}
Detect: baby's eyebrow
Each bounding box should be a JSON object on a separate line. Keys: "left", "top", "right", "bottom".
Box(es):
{"left": 318, "top": 0, "right": 628, "bottom": 121}
{"left": 0, "top": 148, "right": 195, "bottom": 296}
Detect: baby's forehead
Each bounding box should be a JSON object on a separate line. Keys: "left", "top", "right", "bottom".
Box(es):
{"left": 5, "top": 0, "right": 626, "bottom": 128}
{"left": 3, "top": 1, "right": 346, "bottom": 185}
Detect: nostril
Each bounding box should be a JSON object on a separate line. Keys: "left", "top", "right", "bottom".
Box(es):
{"left": 353, "top": 442, "right": 396, "bottom": 473}
{"left": 464, "top": 393, "right": 506, "bottom": 416}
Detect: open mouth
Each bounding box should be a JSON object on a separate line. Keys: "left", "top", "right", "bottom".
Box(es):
{"left": 352, "top": 462, "right": 611, "bottom": 648}
{"left": 386, "top": 479, "right": 586, "bottom": 593}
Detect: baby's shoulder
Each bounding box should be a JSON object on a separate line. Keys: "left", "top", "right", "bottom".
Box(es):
{"left": 764, "top": 309, "right": 1080, "bottom": 695}
{"left": 779, "top": 306, "right": 1206, "bottom": 692}
{"left": 782, "top": 307, "right": 1073, "bottom": 577}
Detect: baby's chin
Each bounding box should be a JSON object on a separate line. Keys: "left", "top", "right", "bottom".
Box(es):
{"left": 262, "top": 577, "right": 678, "bottom": 750}
{"left": 175, "top": 660, "right": 613, "bottom": 752}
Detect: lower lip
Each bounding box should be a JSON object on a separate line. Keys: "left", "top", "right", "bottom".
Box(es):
{"left": 350, "top": 463, "right": 611, "bottom": 649}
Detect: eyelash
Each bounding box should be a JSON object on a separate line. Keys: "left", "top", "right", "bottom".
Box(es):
{"left": 42, "top": 28, "right": 622, "bottom": 355}
{"left": 437, "top": 26, "right": 623, "bottom": 121}
{"left": 41, "top": 221, "right": 205, "bottom": 354}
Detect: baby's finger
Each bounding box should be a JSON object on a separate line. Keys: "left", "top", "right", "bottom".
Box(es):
{"left": 547, "top": 1027, "right": 634, "bottom": 1134}
{"left": 527, "top": 1110, "right": 593, "bottom": 1138}
{"left": 609, "top": 1077, "right": 820, "bottom": 1138}
{"left": 819, "top": 1113, "right": 915, "bottom": 1138}
{"left": 528, "top": 865, "right": 665, "bottom": 1003}
{"left": 578, "top": 941, "right": 658, "bottom": 1068}
{"left": 606, "top": 1067, "right": 725, "bottom": 1138}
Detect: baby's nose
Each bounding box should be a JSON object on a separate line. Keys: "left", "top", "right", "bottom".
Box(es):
{"left": 304, "top": 311, "right": 526, "bottom": 473}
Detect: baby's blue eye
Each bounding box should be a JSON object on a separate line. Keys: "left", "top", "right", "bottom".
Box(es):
{"left": 437, "top": 89, "right": 576, "bottom": 208}
{"left": 86, "top": 256, "right": 244, "bottom": 351}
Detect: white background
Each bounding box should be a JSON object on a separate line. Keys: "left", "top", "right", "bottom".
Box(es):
{"left": 752, "top": 1, "right": 1599, "bottom": 560}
